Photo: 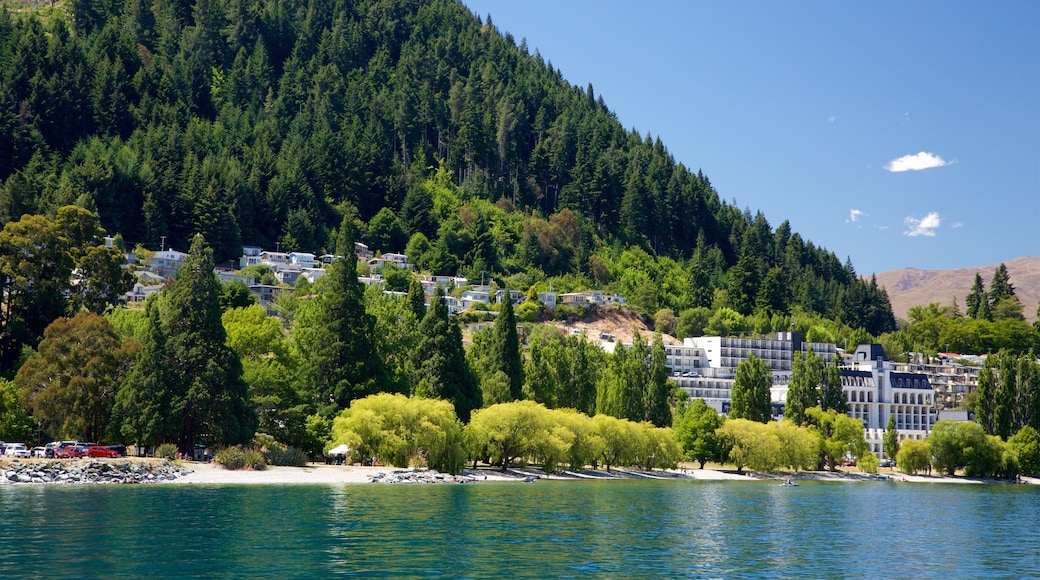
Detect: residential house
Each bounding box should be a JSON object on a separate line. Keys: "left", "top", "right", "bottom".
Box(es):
{"left": 150, "top": 248, "right": 189, "bottom": 277}
{"left": 239, "top": 246, "right": 263, "bottom": 269}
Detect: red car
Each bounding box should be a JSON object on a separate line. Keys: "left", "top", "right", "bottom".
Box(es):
{"left": 87, "top": 445, "right": 119, "bottom": 458}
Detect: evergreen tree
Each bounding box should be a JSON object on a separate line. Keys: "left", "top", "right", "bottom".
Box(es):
{"left": 989, "top": 263, "right": 1015, "bottom": 303}
{"left": 165, "top": 234, "right": 256, "bottom": 452}
{"left": 975, "top": 357, "right": 996, "bottom": 434}
{"left": 730, "top": 355, "right": 772, "bottom": 423}
{"left": 994, "top": 350, "right": 1017, "bottom": 440}
{"left": 294, "top": 216, "right": 388, "bottom": 414}
{"left": 645, "top": 335, "right": 672, "bottom": 427}
{"left": 406, "top": 276, "right": 427, "bottom": 321}
{"left": 414, "top": 288, "right": 481, "bottom": 421}
{"left": 491, "top": 292, "right": 524, "bottom": 400}
{"left": 785, "top": 349, "right": 821, "bottom": 425}
{"left": 113, "top": 298, "right": 173, "bottom": 447}
{"left": 820, "top": 356, "right": 847, "bottom": 414}
{"left": 965, "top": 273, "right": 989, "bottom": 320}
{"left": 1020, "top": 352, "right": 1040, "bottom": 433}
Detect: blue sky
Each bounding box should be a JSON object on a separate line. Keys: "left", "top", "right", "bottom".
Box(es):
{"left": 464, "top": 1, "right": 1039, "bottom": 275}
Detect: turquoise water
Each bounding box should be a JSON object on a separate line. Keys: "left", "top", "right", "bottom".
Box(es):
{"left": 1, "top": 479, "right": 1037, "bottom": 578}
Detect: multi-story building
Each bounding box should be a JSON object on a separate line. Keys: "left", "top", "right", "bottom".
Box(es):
{"left": 658, "top": 333, "right": 934, "bottom": 458}
{"left": 666, "top": 332, "right": 836, "bottom": 414}
{"left": 834, "top": 345, "right": 937, "bottom": 456}
{"left": 898, "top": 356, "right": 981, "bottom": 411}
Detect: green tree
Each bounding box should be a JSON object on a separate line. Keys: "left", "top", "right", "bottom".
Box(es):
{"left": 160, "top": 234, "right": 256, "bottom": 453}
{"left": 0, "top": 378, "right": 34, "bottom": 442}
{"left": 466, "top": 400, "right": 548, "bottom": 471}
{"left": 0, "top": 214, "right": 73, "bottom": 372}
{"left": 994, "top": 351, "right": 1017, "bottom": 440}
{"left": 820, "top": 357, "right": 847, "bottom": 414}
{"left": 491, "top": 293, "right": 524, "bottom": 400}
{"left": 1008, "top": 425, "right": 1040, "bottom": 476}
{"left": 113, "top": 297, "right": 173, "bottom": 448}
{"left": 965, "top": 273, "right": 990, "bottom": 321}
{"left": 674, "top": 398, "right": 723, "bottom": 468}
{"left": 883, "top": 413, "right": 900, "bottom": 462}
{"left": 645, "top": 335, "right": 672, "bottom": 427}
{"left": 730, "top": 355, "right": 772, "bottom": 423}
{"left": 896, "top": 439, "right": 931, "bottom": 475}
{"left": 975, "top": 356, "right": 997, "bottom": 434}
{"left": 414, "top": 288, "right": 481, "bottom": 421}
{"left": 293, "top": 216, "right": 388, "bottom": 414}
{"left": 928, "top": 420, "right": 987, "bottom": 476}
{"left": 330, "top": 393, "right": 465, "bottom": 473}
{"left": 15, "top": 313, "right": 137, "bottom": 442}
{"left": 222, "top": 304, "right": 309, "bottom": 449}
{"left": 806, "top": 406, "right": 868, "bottom": 471}
{"left": 716, "top": 418, "right": 781, "bottom": 473}
{"left": 785, "top": 350, "right": 821, "bottom": 426}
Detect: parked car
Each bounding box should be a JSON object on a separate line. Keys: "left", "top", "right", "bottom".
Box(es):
{"left": 65, "top": 444, "right": 91, "bottom": 458}
{"left": 51, "top": 441, "right": 79, "bottom": 458}
{"left": 4, "top": 443, "right": 30, "bottom": 458}
{"left": 87, "top": 445, "right": 119, "bottom": 458}
{"left": 105, "top": 445, "right": 126, "bottom": 457}
{"left": 31, "top": 447, "right": 47, "bottom": 458}
{"left": 879, "top": 458, "right": 892, "bottom": 468}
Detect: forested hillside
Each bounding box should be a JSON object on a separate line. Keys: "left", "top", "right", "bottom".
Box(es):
{"left": 0, "top": 0, "right": 894, "bottom": 334}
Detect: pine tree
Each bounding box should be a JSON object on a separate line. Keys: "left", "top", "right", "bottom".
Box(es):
{"left": 407, "top": 276, "right": 426, "bottom": 321}
{"left": 785, "top": 349, "right": 822, "bottom": 425}
{"left": 989, "top": 263, "right": 1015, "bottom": 303}
{"left": 965, "top": 273, "right": 988, "bottom": 320}
{"left": 162, "top": 234, "right": 256, "bottom": 453}
{"left": 414, "top": 288, "right": 481, "bottom": 421}
{"left": 294, "top": 216, "right": 388, "bottom": 414}
{"left": 645, "top": 335, "right": 673, "bottom": 427}
{"left": 491, "top": 291, "right": 524, "bottom": 400}
{"left": 114, "top": 298, "right": 173, "bottom": 447}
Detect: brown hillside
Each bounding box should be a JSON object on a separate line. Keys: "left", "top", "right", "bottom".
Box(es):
{"left": 873, "top": 256, "right": 1040, "bottom": 323}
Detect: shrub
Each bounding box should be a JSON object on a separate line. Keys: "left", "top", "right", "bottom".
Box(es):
{"left": 155, "top": 443, "right": 178, "bottom": 460}
{"left": 244, "top": 449, "right": 267, "bottom": 470}
{"left": 214, "top": 447, "right": 246, "bottom": 470}
{"left": 263, "top": 446, "right": 307, "bottom": 467}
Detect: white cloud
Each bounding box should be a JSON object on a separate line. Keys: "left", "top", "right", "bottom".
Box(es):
{"left": 904, "top": 212, "right": 941, "bottom": 237}
{"left": 885, "top": 151, "right": 951, "bottom": 172}
{"left": 951, "top": 221, "right": 964, "bottom": 228}
{"left": 846, "top": 209, "right": 867, "bottom": 223}
{"left": 828, "top": 115, "right": 837, "bottom": 123}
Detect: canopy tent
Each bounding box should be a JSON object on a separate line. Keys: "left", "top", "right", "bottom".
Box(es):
{"left": 327, "top": 444, "right": 350, "bottom": 456}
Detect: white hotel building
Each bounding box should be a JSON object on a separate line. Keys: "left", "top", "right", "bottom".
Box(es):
{"left": 652, "top": 332, "right": 935, "bottom": 458}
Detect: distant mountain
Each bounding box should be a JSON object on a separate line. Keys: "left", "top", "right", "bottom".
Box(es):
{"left": 875, "top": 256, "right": 1040, "bottom": 323}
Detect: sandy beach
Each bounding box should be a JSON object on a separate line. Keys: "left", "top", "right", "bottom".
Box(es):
{"left": 167, "top": 461, "right": 759, "bottom": 485}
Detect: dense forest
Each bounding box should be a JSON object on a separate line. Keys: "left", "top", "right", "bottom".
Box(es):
{"left": 0, "top": 0, "right": 895, "bottom": 335}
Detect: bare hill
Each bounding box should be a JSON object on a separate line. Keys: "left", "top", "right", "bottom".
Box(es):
{"left": 874, "top": 256, "right": 1040, "bottom": 323}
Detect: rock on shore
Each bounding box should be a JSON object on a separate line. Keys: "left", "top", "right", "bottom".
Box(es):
{"left": 369, "top": 467, "right": 481, "bottom": 484}
{"left": 1, "top": 459, "right": 191, "bottom": 485}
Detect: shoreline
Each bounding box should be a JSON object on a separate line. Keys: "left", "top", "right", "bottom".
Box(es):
{"left": 3, "top": 457, "right": 1036, "bottom": 486}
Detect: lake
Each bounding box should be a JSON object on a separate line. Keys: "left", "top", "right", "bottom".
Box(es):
{"left": 1, "top": 479, "right": 1037, "bottom": 578}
